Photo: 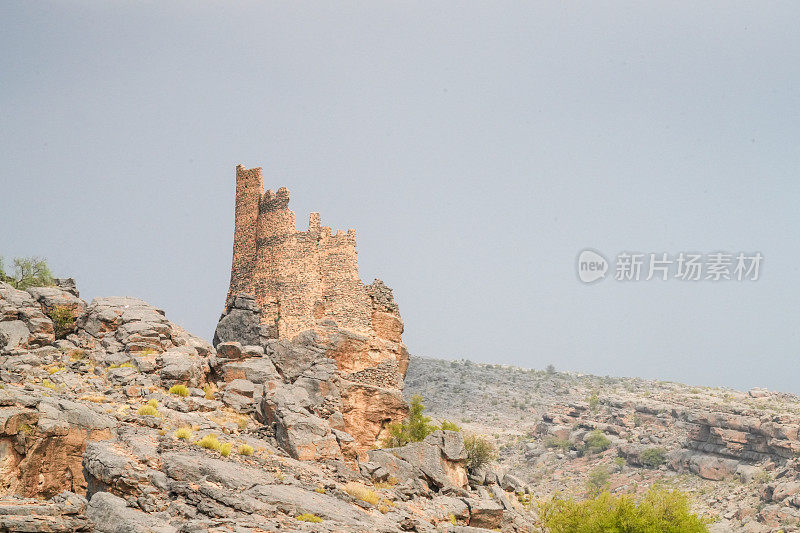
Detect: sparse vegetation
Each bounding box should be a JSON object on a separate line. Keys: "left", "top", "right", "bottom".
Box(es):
{"left": 296, "top": 513, "right": 323, "bottom": 523}
{"left": 203, "top": 383, "right": 216, "bottom": 400}
{"left": 196, "top": 434, "right": 222, "bottom": 451}
{"left": 174, "top": 427, "right": 192, "bottom": 440}
{"left": 440, "top": 420, "right": 460, "bottom": 431}
{"left": 586, "top": 466, "right": 610, "bottom": 495}
{"left": 169, "top": 384, "right": 190, "bottom": 397}
{"left": 383, "top": 395, "right": 439, "bottom": 447}
{"left": 137, "top": 405, "right": 159, "bottom": 416}
{"left": 545, "top": 436, "right": 574, "bottom": 453}
{"left": 219, "top": 442, "right": 232, "bottom": 457}
{"left": 583, "top": 430, "right": 611, "bottom": 454}
{"left": 587, "top": 390, "right": 600, "bottom": 411}
{"left": 538, "top": 486, "right": 709, "bottom": 532}
{"left": 238, "top": 444, "right": 254, "bottom": 456}
{"left": 463, "top": 434, "right": 498, "bottom": 472}
{"left": 343, "top": 482, "right": 380, "bottom": 505}
{"left": 50, "top": 305, "right": 76, "bottom": 339}
{"left": 641, "top": 447, "right": 667, "bottom": 468}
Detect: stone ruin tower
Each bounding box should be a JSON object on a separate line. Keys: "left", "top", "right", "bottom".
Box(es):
{"left": 223, "top": 164, "right": 409, "bottom": 452}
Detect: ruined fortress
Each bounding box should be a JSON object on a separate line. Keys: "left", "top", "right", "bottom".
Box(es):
{"left": 227, "top": 164, "right": 404, "bottom": 345}
{"left": 224, "top": 164, "right": 408, "bottom": 450}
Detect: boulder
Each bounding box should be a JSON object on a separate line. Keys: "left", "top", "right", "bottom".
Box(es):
{"left": 87, "top": 492, "right": 176, "bottom": 533}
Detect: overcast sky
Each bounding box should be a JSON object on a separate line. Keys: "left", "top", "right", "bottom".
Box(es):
{"left": 2, "top": 2, "right": 798, "bottom": 393}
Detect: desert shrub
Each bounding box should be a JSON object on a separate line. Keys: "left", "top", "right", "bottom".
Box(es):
{"left": 137, "top": 405, "right": 159, "bottom": 416}
{"left": 344, "top": 482, "right": 380, "bottom": 505}
{"left": 219, "top": 442, "right": 232, "bottom": 457}
{"left": 545, "top": 436, "right": 574, "bottom": 453}
{"left": 296, "top": 513, "right": 323, "bottom": 523}
{"left": 587, "top": 391, "right": 600, "bottom": 411}
{"left": 49, "top": 305, "right": 76, "bottom": 339}
{"left": 238, "top": 444, "right": 254, "bottom": 456}
{"left": 41, "top": 379, "right": 58, "bottom": 390}
{"left": 584, "top": 430, "right": 611, "bottom": 454}
{"left": 464, "top": 434, "right": 498, "bottom": 472}
{"left": 169, "top": 384, "right": 190, "bottom": 397}
{"left": 546, "top": 364, "right": 556, "bottom": 374}
{"left": 196, "top": 434, "right": 221, "bottom": 451}
{"left": 203, "top": 383, "right": 216, "bottom": 400}
{"left": 147, "top": 398, "right": 158, "bottom": 408}
{"left": 641, "top": 447, "right": 667, "bottom": 468}
{"left": 538, "top": 486, "right": 709, "bottom": 532}
{"left": 440, "top": 420, "right": 460, "bottom": 432}
{"left": 586, "top": 466, "right": 610, "bottom": 495}
{"left": 382, "top": 395, "right": 438, "bottom": 447}
{"left": 174, "top": 427, "right": 192, "bottom": 440}
{"left": 1, "top": 256, "right": 53, "bottom": 290}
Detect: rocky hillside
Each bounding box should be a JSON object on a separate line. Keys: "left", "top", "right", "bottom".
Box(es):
{"left": 406, "top": 357, "right": 800, "bottom": 532}
{"left": 0, "top": 281, "right": 534, "bottom": 532}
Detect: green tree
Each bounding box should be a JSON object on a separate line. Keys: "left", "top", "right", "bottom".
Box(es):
{"left": 383, "top": 395, "right": 439, "bottom": 447}
{"left": 463, "top": 434, "right": 498, "bottom": 473}
{"left": 586, "top": 466, "right": 610, "bottom": 495}
{"left": 640, "top": 447, "right": 667, "bottom": 468}
{"left": 3, "top": 257, "right": 54, "bottom": 290}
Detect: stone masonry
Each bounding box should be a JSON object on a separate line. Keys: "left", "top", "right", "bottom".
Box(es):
{"left": 223, "top": 164, "right": 409, "bottom": 451}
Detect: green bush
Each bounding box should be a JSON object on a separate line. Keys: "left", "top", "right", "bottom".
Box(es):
{"left": 0, "top": 256, "right": 54, "bottom": 290}
{"left": 137, "top": 405, "right": 159, "bottom": 416}
{"left": 583, "top": 430, "right": 611, "bottom": 454}
{"left": 586, "top": 466, "right": 610, "bottom": 495}
{"left": 49, "top": 305, "right": 76, "bottom": 339}
{"left": 640, "top": 447, "right": 667, "bottom": 468}
{"left": 545, "top": 436, "right": 574, "bottom": 453}
{"left": 169, "top": 384, "right": 190, "bottom": 397}
{"left": 539, "top": 486, "right": 709, "bottom": 532}
{"left": 440, "top": 420, "right": 461, "bottom": 432}
{"left": 464, "top": 434, "right": 498, "bottom": 473}
{"left": 382, "top": 395, "right": 439, "bottom": 447}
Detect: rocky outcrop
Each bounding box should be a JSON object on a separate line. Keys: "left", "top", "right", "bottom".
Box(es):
{"left": 0, "top": 491, "right": 90, "bottom": 532}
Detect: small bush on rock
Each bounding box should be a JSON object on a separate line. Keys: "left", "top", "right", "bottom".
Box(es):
{"left": 440, "top": 420, "right": 460, "bottom": 432}
{"left": 641, "top": 447, "right": 667, "bottom": 468}
{"left": 545, "top": 436, "right": 574, "bottom": 453}
{"left": 196, "top": 434, "right": 221, "bottom": 451}
{"left": 383, "top": 395, "right": 438, "bottom": 447}
{"left": 50, "top": 306, "right": 76, "bottom": 339}
{"left": 219, "top": 442, "right": 233, "bottom": 457}
{"left": 584, "top": 430, "right": 611, "bottom": 454}
{"left": 238, "top": 444, "right": 254, "bottom": 456}
{"left": 538, "top": 486, "right": 709, "bottom": 532}
{"left": 344, "top": 482, "right": 380, "bottom": 505}
{"left": 137, "top": 405, "right": 159, "bottom": 417}
{"left": 464, "top": 434, "right": 498, "bottom": 473}
{"left": 586, "top": 466, "right": 610, "bottom": 495}
{"left": 169, "top": 384, "right": 190, "bottom": 397}
{"left": 174, "top": 427, "right": 192, "bottom": 440}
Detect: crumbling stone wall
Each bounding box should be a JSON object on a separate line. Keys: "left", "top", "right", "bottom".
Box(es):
{"left": 227, "top": 165, "right": 396, "bottom": 342}
{"left": 224, "top": 164, "right": 408, "bottom": 451}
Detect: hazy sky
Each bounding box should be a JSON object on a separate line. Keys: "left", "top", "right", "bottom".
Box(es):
{"left": 2, "top": 3, "right": 798, "bottom": 393}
